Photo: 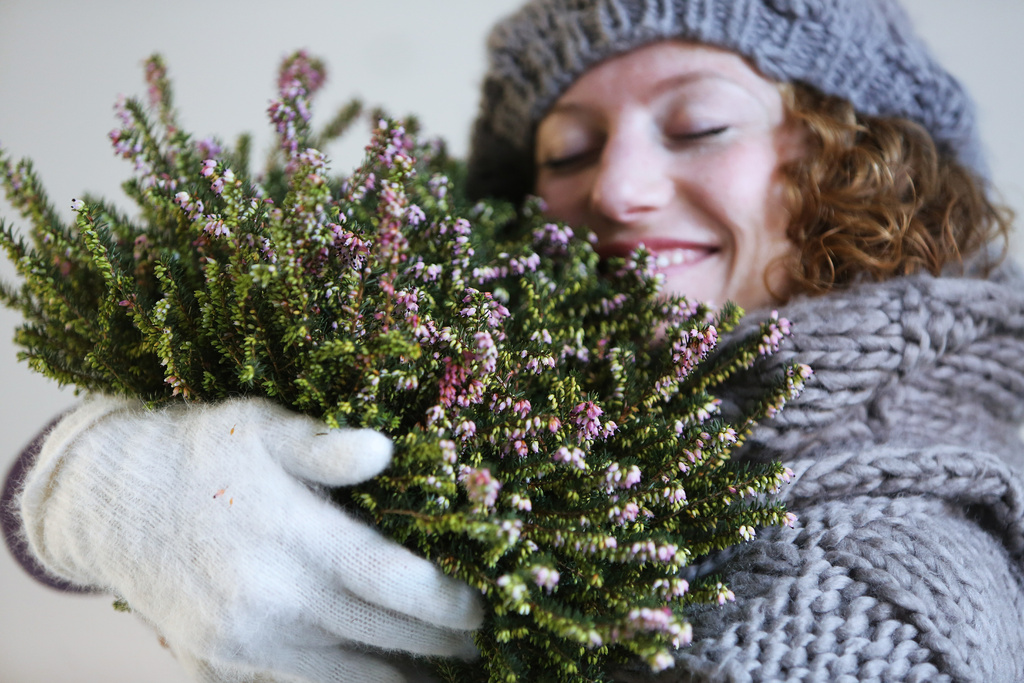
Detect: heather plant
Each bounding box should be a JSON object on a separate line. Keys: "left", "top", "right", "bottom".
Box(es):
{"left": 0, "top": 52, "right": 809, "bottom": 682}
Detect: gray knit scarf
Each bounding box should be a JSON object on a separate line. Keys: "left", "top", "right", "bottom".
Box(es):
{"left": 620, "top": 263, "right": 1024, "bottom": 682}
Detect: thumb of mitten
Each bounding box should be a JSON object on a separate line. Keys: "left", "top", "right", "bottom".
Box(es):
{"left": 239, "top": 398, "right": 393, "bottom": 486}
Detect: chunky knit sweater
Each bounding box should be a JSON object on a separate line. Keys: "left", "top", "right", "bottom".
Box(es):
{"left": 618, "top": 264, "right": 1024, "bottom": 682}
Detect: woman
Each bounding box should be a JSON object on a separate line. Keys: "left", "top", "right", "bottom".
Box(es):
{"left": 5, "top": 0, "right": 1023, "bottom": 681}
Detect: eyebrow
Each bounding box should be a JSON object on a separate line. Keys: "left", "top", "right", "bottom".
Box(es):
{"left": 546, "top": 70, "right": 747, "bottom": 118}
{"left": 544, "top": 101, "right": 591, "bottom": 118}
{"left": 647, "top": 70, "right": 730, "bottom": 97}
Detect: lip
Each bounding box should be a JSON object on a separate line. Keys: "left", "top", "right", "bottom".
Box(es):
{"left": 594, "top": 239, "right": 719, "bottom": 268}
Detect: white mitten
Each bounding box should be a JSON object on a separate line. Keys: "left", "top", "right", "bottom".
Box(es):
{"left": 19, "top": 395, "right": 482, "bottom": 683}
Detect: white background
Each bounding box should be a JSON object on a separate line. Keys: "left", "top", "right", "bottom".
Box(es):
{"left": 1, "top": 2, "right": 1022, "bottom": 681}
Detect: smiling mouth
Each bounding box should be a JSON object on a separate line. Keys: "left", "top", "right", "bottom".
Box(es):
{"left": 652, "top": 248, "right": 713, "bottom": 268}
{"left": 596, "top": 242, "right": 718, "bottom": 268}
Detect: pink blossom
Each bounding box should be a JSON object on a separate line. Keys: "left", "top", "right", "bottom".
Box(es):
{"left": 406, "top": 204, "right": 426, "bottom": 226}
{"left": 460, "top": 466, "right": 501, "bottom": 509}
{"left": 530, "top": 565, "right": 560, "bottom": 592}
{"left": 531, "top": 329, "right": 553, "bottom": 344}
{"left": 652, "top": 577, "right": 690, "bottom": 599}
{"left": 428, "top": 174, "right": 449, "bottom": 199}
{"left": 425, "top": 405, "right": 445, "bottom": 426}
{"left": 532, "top": 222, "right": 574, "bottom": 251}
{"left": 608, "top": 502, "right": 640, "bottom": 525}
{"left": 572, "top": 401, "right": 604, "bottom": 441}
{"left": 758, "top": 311, "right": 793, "bottom": 355}
{"left": 663, "top": 487, "right": 686, "bottom": 504}
{"left": 485, "top": 300, "right": 510, "bottom": 328}
{"left": 605, "top": 463, "right": 642, "bottom": 492}
{"left": 200, "top": 159, "right": 217, "bottom": 177}
{"left": 715, "top": 582, "right": 736, "bottom": 605}
{"left": 513, "top": 399, "right": 531, "bottom": 419}
{"left": 204, "top": 219, "right": 230, "bottom": 238}
{"left": 553, "top": 446, "right": 586, "bottom": 470}
{"left": 455, "top": 419, "right": 477, "bottom": 440}
{"left": 510, "top": 493, "right": 532, "bottom": 511}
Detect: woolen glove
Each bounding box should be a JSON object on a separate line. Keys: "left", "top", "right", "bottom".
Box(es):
{"left": 19, "top": 395, "right": 482, "bottom": 683}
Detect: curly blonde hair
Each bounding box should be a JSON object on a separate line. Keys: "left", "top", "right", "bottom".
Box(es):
{"left": 778, "top": 83, "right": 1012, "bottom": 298}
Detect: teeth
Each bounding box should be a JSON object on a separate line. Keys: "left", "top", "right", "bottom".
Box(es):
{"left": 654, "top": 248, "right": 703, "bottom": 268}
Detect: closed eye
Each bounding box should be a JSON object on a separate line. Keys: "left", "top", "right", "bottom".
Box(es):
{"left": 538, "top": 148, "right": 601, "bottom": 172}
{"left": 667, "top": 126, "right": 730, "bottom": 143}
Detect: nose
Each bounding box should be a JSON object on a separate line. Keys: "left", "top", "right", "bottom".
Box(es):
{"left": 589, "top": 126, "right": 673, "bottom": 224}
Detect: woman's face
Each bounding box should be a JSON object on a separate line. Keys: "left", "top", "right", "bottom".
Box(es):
{"left": 534, "top": 41, "right": 802, "bottom": 310}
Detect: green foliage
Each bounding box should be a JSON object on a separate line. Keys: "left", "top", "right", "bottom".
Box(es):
{"left": 0, "top": 52, "right": 809, "bottom": 681}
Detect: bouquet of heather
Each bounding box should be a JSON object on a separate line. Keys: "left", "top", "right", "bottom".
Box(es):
{"left": 0, "top": 52, "right": 808, "bottom": 682}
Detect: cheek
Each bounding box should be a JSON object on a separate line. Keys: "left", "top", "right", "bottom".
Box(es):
{"left": 692, "top": 141, "right": 796, "bottom": 306}
{"left": 730, "top": 144, "right": 798, "bottom": 302}
{"left": 702, "top": 142, "right": 790, "bottom": 243}
{"left": 535, "top": 174, "right": 591, "bottom": 226}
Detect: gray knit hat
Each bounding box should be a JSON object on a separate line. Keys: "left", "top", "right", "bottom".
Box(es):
{"left": 466, "top": 0, "right": 985, "bottom": 201}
